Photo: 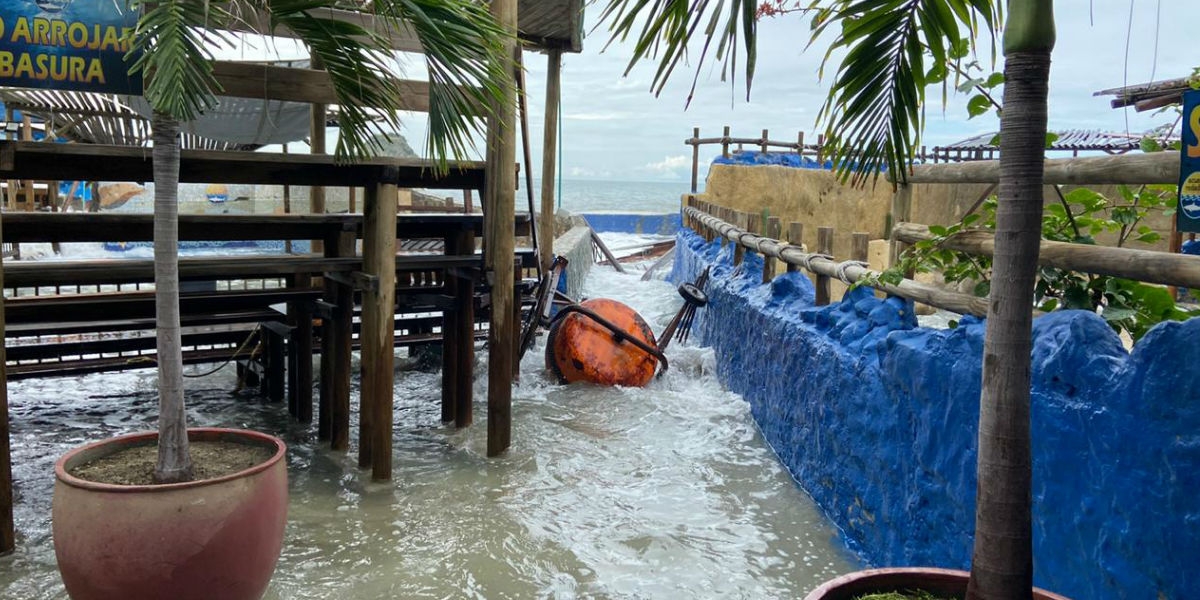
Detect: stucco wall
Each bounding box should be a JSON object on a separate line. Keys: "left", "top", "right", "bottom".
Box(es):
{"left": 669, "top": 228, "right": 1198, "bottom": 600}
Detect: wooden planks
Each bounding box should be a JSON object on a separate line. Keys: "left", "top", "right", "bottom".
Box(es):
{"left": 902, "top": 151, "right": 1179, "bottom": 185}
{"left": 0, "top": 141, "right": 486, "bottom": 189}
{"left": 206, "top": 61, "right": 432, "bottom": 110}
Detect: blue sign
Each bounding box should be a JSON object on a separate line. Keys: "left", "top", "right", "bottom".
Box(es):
{"left": 0, "top": 0, "right": 141, "bottom": 94}
{"left": 1179, "top": 90, "right": 1200, "bottom": 233}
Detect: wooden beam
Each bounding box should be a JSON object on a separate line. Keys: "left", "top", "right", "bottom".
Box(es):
{"left": 903, "top": 151, "right": 1179, "bottom": 185}
{"left": 205, "top": 61, "right": 431, "bottom": 110}
{"left": 0, "top": 141, "right": 485, "bottom": 188}
{"left": 486, "top": 0, "right": 517, "bottom": 458}
{"left": 538, "top": 49, "right": 562, "bottom": 272}
{"left": 360, "top": 178, "right": 398, "bottom": 480}
{"left": 219, "top": 6, "right": 423, "bottom": 53}
{"left": 894, "top": 222, "right": 1200, "bottom": 291}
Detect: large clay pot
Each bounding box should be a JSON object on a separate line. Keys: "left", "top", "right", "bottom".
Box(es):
{"left": 804, "top": 567, "right": 1071, "bottom": 600}
{"left": 52, "top": 428, "right": 288, "bottom": 600}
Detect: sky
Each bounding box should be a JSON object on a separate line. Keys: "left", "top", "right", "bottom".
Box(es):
{"left": 252, "top": 1, "right": 1200, "bottom": 184}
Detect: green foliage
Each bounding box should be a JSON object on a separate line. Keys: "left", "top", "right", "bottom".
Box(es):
{"left": 808, "top": 1, "right": 1001, "bottom": 186}
{"left": 889, "top": 185, "right": 1200, "bottom": 340}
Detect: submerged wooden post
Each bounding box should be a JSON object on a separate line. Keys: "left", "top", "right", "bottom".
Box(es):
{"left": 287, "top": 273, "right": 314, "bottom": 423}
{"left": 442, "top": 228, "right": 476, "bottom": 427}
{"left": 815, "top": 226, "right": 833, "bottom": 305}
{"left": 690, "top": 127, "right": 700, "bottom": 193}
{"left": 539, "top": 49, "right": 562, "bottom": 272}
{"left": 512, "top": 258, "right": 522, "bottom": 379}
{"left": 0, "top": 210, "right": 12, "bottom": 555}
{"left": 360, "top": 177, "right": 398, "bottom": 480}
{"left": 486, "top": 0, "right": 518, "bottom": 458}
{"left": 786, "top": 222, "right": 804, "bottom": 273}
{"left": 320, "top": 230, "right": 354, "bottom": 448}
{"left": 764, "top": 216, "right": 782, "bottom": 282}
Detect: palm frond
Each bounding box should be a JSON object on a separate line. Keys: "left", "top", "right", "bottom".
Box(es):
{"left": 126, "top": 0, "right": 236, "bottom": 122}
{"left": 596, "top": 0, "right": 763, "bottom": 106}
{"left": 373, "top": 0, "right": 513, "bottom": 173}
{"left": 810, "top": 0, "right": 999, "bottom": 186}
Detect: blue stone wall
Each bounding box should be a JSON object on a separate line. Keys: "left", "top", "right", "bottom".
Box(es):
{"left": 581, "top": 212, "right": 682, "bottom": 236}
{"left": 669, "top": 229, "right": 1199, "bottom": 600}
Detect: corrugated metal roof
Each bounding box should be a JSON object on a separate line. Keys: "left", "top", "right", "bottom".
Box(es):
{"left": 936, "top": 129, "right": 1169, "bottom": 154}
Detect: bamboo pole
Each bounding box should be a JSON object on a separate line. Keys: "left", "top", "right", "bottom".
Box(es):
{"left": 359, "top": 178, "right": 398, "bottom": 479}
{"left": 903, "top": 151, "right": 1178, "bottom": 185}
{"left": 539, "top": 49, "right": 562, "bottom": 272}
{"left": 894, "top": 222, "right": 1200, "bottom": 290}
{"left": 685, "top": 207, "right": 988, "bottom": 315}
{"left": 485, "top": 0, "right": 518, "bottom": 458}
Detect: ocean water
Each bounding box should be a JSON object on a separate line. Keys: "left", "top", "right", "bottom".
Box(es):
{"left": 0, "top": 240, "right": 859, "bottom": 598}
{"left": 527, "top": 179, "right": 688, "bottom": 214}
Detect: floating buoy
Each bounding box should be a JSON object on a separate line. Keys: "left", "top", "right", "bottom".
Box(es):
{"left": 545, "top": 298, "right": 659, "bottom": 387}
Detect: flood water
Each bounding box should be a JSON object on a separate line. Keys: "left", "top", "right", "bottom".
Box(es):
{"left": 0, "top": 250, "right": 858, "bottom": 599}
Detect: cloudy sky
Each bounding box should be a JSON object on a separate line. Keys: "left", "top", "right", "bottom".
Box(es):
{"left": 256, "top": 1, "right": 1198, "bottom": 184}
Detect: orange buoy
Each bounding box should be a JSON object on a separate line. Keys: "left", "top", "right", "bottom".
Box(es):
{"left": 545, "top": 298, "right": 660, "bottom": 387}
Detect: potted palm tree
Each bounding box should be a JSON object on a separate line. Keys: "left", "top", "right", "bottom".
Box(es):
{"left": 598, "top": 0, "right": 1065, "bottom": 598}
{"left": 50, "top": 1, "right": 510, "bottom": 599}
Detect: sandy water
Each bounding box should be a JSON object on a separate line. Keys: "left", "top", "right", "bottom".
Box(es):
{"left": 0, "top": 254, "right": 858, "bottom": 599}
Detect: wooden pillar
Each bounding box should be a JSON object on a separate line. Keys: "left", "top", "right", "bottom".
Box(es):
{"left": 0, "top": 209, "right": 12, "bottom": 555}
{"left": 852, "top": 232, "right": 870, "bottom": 263}
{"left": 721, "top": 125, "right": 731, "bottom": 158}
{"left": 485, "top": 0, "right": 518, "bottom": 457}
{"left": 441, "top": 228, "right": 476, "bottom": 427}
{"left": 815, "top": 226, "right": 833, "bottom": 305}
{"left": 319, "top": 230, "right": 354, "bottom": 448}
{"left": 295, "top": 285, "right": 313, "bottom": 423}
{"left": 786, "top": 222, "right": 804, "bottom": 273}
{"left": 359, "top": 178, "right": 398, "bottom": 480}
{"left": 690, "top": 127, "right": 700, "bottom": 193}
{"left": 764, "top": 216, "right": 782, "bottom": 283}
{"left": 539, "top": 49, "right": 562, "bottom": 272}
{"left": 20, "top": 116, "right": 32, "bottom": 210}
{"left": 889, "top": 184, "right": 913, "bottom": 268}
{"left": 760, "top": 128, "right": 769, "bottom": 154}
{"left": 310, "top": 65, "right": 327, "bottom": 255}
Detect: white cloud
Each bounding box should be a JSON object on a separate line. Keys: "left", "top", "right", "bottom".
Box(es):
{"left": 564, "top": 112, "right": 628, "bottom": 121}
{"left": 642, "top": 155, "right": 692, "bottom": 175}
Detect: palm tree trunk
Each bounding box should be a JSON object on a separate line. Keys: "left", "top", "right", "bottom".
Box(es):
{"left": 152, "top": 110, "right": 192, "bottom": 484}
{"left": 966, "top": 49, "right": 1051, "bottom": 600}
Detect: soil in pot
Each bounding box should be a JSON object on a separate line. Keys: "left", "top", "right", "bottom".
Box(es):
{"left": 69, "top": 440, "right": 273, "bottom": 485}
{"left": 858, "top": 593, "right": 955, "bottom": 600}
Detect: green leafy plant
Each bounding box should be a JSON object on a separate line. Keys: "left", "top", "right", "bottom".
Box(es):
{"left": 882, "top": 184, "right": 1199, "bottom": 340}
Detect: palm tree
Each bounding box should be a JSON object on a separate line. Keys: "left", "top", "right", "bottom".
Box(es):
{"left": 597, "top": 1, "right": 1055, "bottom": 597}
{"left": 125, "top": 0, "right": 511, "bottom": 483}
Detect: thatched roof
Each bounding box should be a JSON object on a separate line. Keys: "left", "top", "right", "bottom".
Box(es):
{"left": 1095, "top": 77, "right": 1196, "bottom": 112}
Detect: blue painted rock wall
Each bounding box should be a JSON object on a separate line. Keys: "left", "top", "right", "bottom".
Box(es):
{"left": 581, "top": 212, "right": 682, "bottom": 236}
{"left": 669, "top": 229, "right": 1199, "bottom": 599}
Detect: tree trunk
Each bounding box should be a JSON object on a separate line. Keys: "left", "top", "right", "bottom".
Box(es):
{"left": 966, "top": 49, "right": 1051, "bottom": 600}
{"left": 152, "top": 111, "right": 192, "bottom": 484}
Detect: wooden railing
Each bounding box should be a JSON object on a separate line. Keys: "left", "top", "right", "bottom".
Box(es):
{"left": 683, "top": 195, "right": 1200, "bottom": 317}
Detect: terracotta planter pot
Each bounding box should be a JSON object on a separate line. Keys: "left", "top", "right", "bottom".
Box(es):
{"left": 52, "top": 428, "right": 288, "bottom": 600}
{"left": 805, "top": 567, "right": 1071, "bottom": 600}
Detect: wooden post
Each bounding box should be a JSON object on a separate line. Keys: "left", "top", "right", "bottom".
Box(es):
{"left": 348, "top": 186, "right": 356, "bottom": 214}
{"left": 4, "top": 108, "right": 13, "bottom": 210}
{"left": 20, "top": 116, "right": 32, "bottom": 209}
{"left": 515, "top": 49, "right": 540, "bottom": 273}
{"left": 440, "top": 228, "right": 476, "bottom": 427}
{"left": 760, "top": 128, "right": 769, "bottom": 154}
{"left": 310, "top": 61, "right": 327, "bottom": 255}
{"left": 539, "top": 49, "right": 562, "bottom": 272}
{"left": 816, "top": 134, "right": 826, "bottom": 166}
{"left": 797, "top": 132, "right": 805, "bottom": 158}
{"left": 282, "top": 145, "right": 292, "bottom": 253}
{"left": 889, "top": 184, "right": 913, "bottom": 269}
{"left": 485, "top": 0, "right": 518, "bottom": 458}
{"left": 764, "top": 216, "right": 782, "bottom": 283}
{"left": 721, "top": 125, "right": 731, "bottom": 158}
{"left": 690, "top": 127, "right": 700, "bottom": 193}
{"left": 1168, "top": 221, "right": 1183, "bottom": 299}
{"left": 852, "top": 232, "right": 870, "bottom": 263}
{"left": 319, "top": 230, "right": 354, "bottom": 449}
{"left": 286, "top": 273, "right": 314, "bottom": 422}
{"left": 786, "top": 222, "right": 804, "bottom": 273}
{"left": 512, "top": 258, "right": 522, "bottom": 379}
{"left": 360, "top": 178, "right": 398, "bottom": 480}
{"left": 0, "top": 208, "right": 12, "bottom": 555}
{"left": 733, "top": 211, "right": 747, "bottom": 266}
{"left": 815, "top": 226, "right": 833, "bottom": 305}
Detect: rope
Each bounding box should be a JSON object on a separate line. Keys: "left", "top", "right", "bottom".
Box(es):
{"left": 800, "top": 253, "right": 833, "bottom": 271}
{"left": 835, "top": 260, "right": 870, "bottom": 284}
{"left": 183, "top": 324, "right": 263, "bottom": 378}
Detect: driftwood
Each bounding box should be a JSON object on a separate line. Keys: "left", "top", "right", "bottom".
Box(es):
{"left": 685, "top": 207, "right": 988, "bottom": 316}
{"left": 893, "top": 222, "right": 1200, "bottom": 290}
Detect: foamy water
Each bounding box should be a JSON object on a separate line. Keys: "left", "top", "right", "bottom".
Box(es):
{"left": 0, "top": 242, "right": 858, "bottom": 598}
